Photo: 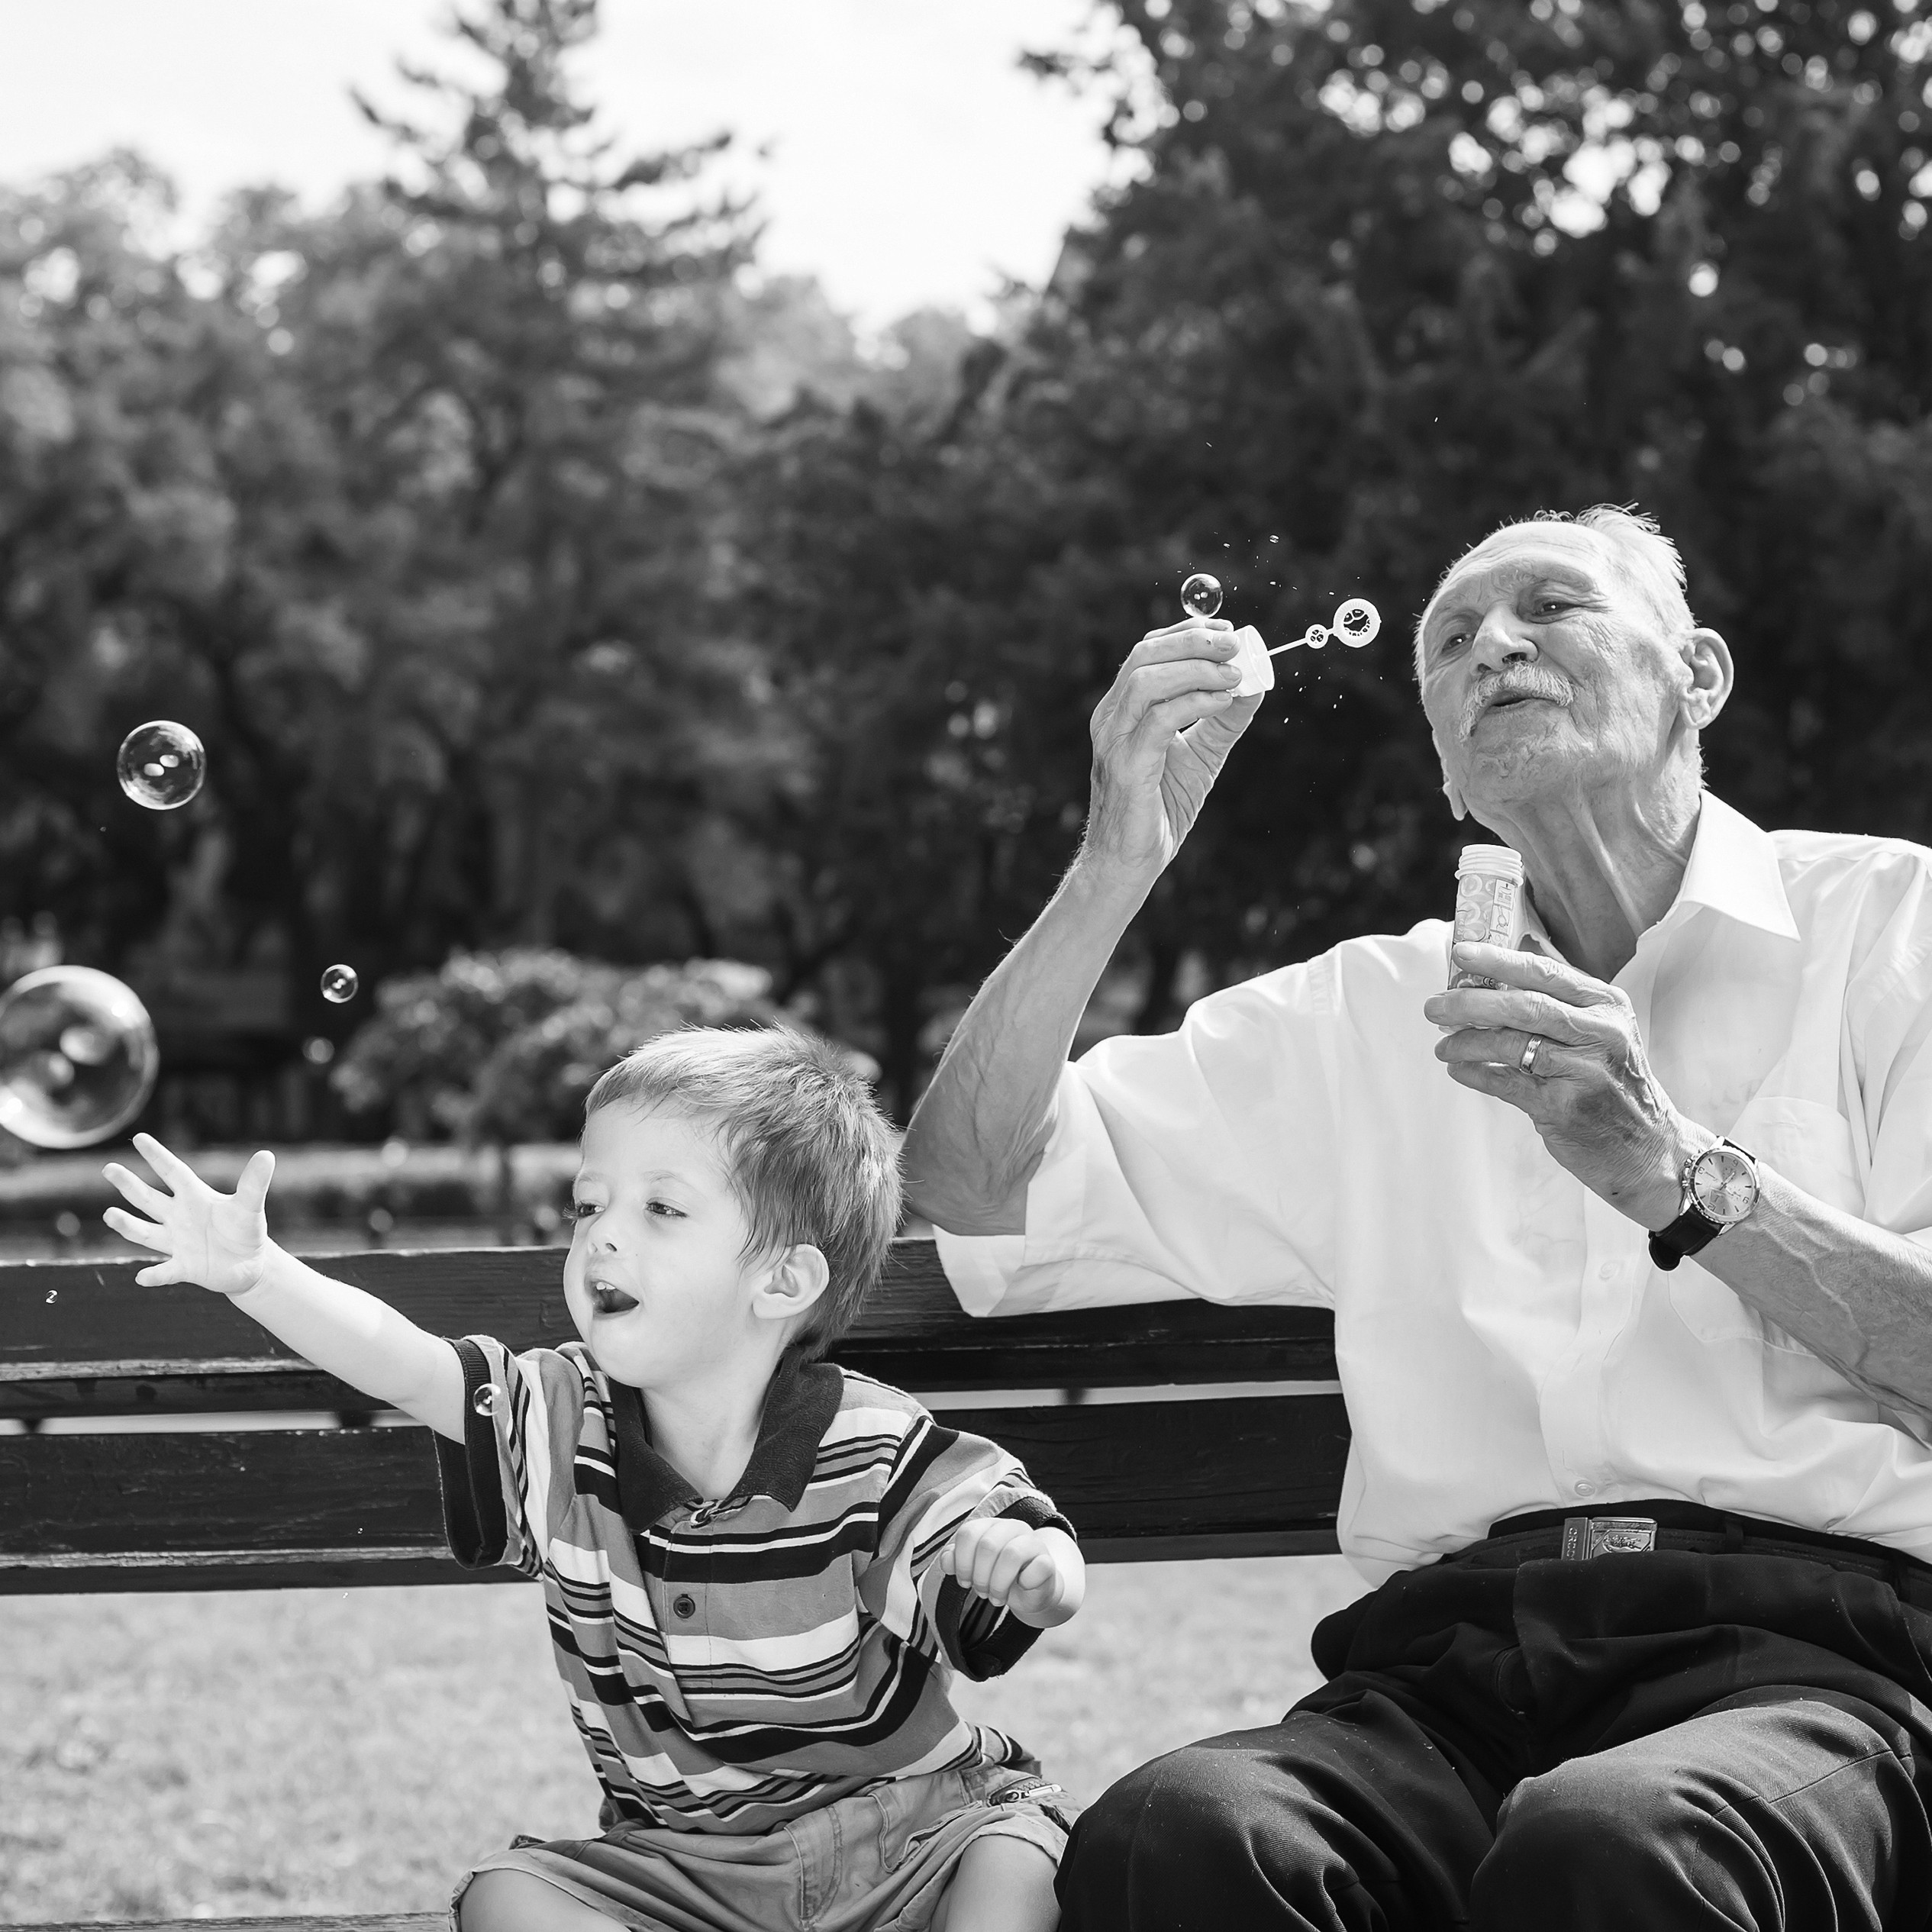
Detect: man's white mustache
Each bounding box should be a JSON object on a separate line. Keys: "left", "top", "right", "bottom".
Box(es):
{"left": 1459, "top": 670, "right": 1575, "bottom": 740}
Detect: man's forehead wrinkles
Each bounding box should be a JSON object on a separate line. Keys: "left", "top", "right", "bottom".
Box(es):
{"left": 1425, "top": 553, "right": 1602, "bottom": 628}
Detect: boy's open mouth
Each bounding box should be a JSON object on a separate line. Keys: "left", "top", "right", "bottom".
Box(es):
{"left": 589, "top": 1283, "right": 639, "bottom": 1316}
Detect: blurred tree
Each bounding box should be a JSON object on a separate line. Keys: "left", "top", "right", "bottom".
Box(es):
{"left": 0, "top": 0, "right": 763, "bottom": 1046}
{"left": 737, "top": 0, "right": 1932, "bottom": 1091}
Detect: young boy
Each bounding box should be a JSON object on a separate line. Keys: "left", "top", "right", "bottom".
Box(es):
{"left": 103, "top": 1027, "right": 1084, "bottom": 1932}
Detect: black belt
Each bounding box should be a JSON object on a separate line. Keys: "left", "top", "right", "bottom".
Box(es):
{"left": 1445, "top": 1498, "right": 1932, "bottom": 1613}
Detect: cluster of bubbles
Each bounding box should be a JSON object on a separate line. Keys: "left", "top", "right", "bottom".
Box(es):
{"left": 0, "top": 721, "right": 365, "bottom": 1149}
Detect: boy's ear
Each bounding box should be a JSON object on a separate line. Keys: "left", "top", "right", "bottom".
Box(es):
{"left": 751, "top": 1243, "right": 831, "bottom": 1326}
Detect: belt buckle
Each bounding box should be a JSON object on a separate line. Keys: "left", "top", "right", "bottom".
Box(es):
{"left": 1561, "top": 1515, "right": 1657, "bottom": 1559}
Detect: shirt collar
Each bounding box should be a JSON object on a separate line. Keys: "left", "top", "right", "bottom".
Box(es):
{"left": 1668, "top": 792, "right": 1801, "bottom": 941}
{"left": 611, "top": 1350, "right": 845, "bottom": 1529}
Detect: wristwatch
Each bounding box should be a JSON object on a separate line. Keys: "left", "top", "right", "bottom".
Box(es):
{"left": 1647, "top": 1137, "right": 1760, "bottom": 1271}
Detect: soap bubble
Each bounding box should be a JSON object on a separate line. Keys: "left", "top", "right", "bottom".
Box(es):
{"left": 1302, "top": 624, "right": 1330, "bottom": 650}
{"left": 44, "top": 1290, "right": 56, "bottom": 1305}
{"left": 1334, "top": 598, "right": 1382, "bottom": 647}
{"left": 1180, "top": 573, "right": 1223, "bottom": 619}
{"left": 473, "top": 1383, "right": 504, "bottom": 1418}
{"left": 115, "top": 721, "right": 205, "bottom": 811}
{"left": 320, "top": 964, "right": 360, "bottom": 1005}
{"left": 0, "top": 967, "right": 159, "bottom": 1148}
{"left": 302, "top": 1036, "right": 335, "bottom": 1066}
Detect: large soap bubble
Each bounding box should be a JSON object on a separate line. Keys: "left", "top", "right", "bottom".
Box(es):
{"left": 0, "top": 966, "right": 159, "bottom": 1148}
{"left": 116, "top": 722, "right": 206, "bottom": 811}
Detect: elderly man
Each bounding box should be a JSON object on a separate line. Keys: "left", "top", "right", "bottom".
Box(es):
{"left": 902, "top": 505, "right": 1932, "bottom": 1930}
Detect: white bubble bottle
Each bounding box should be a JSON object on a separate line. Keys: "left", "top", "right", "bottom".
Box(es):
{"left": 1449, "top": 845, "right": 1527, "bottom": 989}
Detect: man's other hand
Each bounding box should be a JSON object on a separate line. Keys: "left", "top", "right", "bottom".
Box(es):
{"left": 1423, "top": 943, "right": 1697, "bottom": 1228}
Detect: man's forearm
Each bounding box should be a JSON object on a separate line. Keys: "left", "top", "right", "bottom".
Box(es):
{"left": 904, "top": 856, "right": 1154, "bottom": 1235}
{"left": 1683, "top": 1164, "right": 1932, "bottom": 1420}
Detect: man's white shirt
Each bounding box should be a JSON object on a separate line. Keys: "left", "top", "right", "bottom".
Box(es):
{"left": 936, "top": 795, "right": 1932, "bottom": 1579}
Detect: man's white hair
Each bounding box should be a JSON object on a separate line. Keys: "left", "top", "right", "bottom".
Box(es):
{"left": 1413, "top": 504, "right": 1696, "bottom": 678}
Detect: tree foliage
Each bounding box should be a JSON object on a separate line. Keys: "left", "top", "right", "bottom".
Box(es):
{"left": 4, "top": 0, "right": 1931, "bottom": 1129}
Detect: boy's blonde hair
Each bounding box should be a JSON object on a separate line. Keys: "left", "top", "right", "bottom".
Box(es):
{"left": 582, "top": 1027, "right": 901, "bottom": 1355}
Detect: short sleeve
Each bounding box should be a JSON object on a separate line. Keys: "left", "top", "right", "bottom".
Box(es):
{"left": 434, "top": 1334, "right": 594, "bottom": 1577}
{"left": 866, "top": 1412, "right": 1072, "bottom": 1682}
{"left": 936, "top": 958, "right": 1344, "bottom": 1316}
{"left": 1846, "top": 852, "right": 1932, "bottom": 1247}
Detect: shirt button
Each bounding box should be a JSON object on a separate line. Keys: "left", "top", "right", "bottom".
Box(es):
{"left": 672, "top": 1594, "right": 696, "bottom": 1619}
{"left": 1573, "top": 1481, "right": 1596, "bottom": 1498}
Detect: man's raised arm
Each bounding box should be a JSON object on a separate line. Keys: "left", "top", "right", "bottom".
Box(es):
{"left": 903, "top": 616, "right": 1262, "bottom": 1235}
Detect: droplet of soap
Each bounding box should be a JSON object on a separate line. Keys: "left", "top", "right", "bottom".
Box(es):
{"left": 320, "top": 964, "right": 360, "bottom": 1005}
{"left": 44, "top": 1289, "right": 57, "bottom": 1305}
{"left": 1180, "top": 573, "right": 1223, "bottom": 619}
{"left": 116, "top": 721, "right": 206, "bottom": 810}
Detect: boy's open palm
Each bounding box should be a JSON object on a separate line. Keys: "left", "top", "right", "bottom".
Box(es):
{"left": 103, "top": 1133, "right": 274, "bottom": 1298}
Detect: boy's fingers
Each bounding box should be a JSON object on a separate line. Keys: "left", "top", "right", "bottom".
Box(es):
{"left": 238, "top": 1148, "right": 276, "bottom": 1207}
{"left": 134, "top": 1262, "right": 180, "bottom": 1288}
{"left": 104, "top": 1206, "right": 170, "bottom": 1251}
{"left": 131, "top": 1133, "right": 201, "bottom": 1193}
{"left": 1015, "top": 1550, "right": 1056, "bottom": 1595}
{"left": 102, "top": 1164, "right": 171, "bottom": 1218}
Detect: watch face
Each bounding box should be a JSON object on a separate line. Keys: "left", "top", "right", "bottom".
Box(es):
{"left": 1691, "top": 1145, "right": 1757, "bottom": 1225}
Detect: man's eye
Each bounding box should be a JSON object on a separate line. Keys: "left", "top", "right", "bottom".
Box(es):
{"left": 1531, "top": 598, "right": 1571, "bottom": 618}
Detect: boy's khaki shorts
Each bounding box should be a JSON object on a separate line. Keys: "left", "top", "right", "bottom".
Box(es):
{"left": 449, "top": 1763, "right": 1074, "bottom": 1932}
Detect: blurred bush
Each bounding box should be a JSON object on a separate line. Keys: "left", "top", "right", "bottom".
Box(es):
{"left": 330, "top": 948, "right": 852, "bottom": 1143}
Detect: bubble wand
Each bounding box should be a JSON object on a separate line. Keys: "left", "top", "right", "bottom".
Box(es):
{"left": 1180, "top": 573, "right": 1382, "bottom": 697}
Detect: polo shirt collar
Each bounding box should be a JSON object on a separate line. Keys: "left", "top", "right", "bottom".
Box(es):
{"left": 1669, "top": 792, "right": 1800, "bottom": 940}
{"left": 611, "top": 1350, "right": 844, "bottom": 1529}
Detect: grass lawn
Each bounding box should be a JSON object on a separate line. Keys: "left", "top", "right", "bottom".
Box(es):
{"left": 0, "top": 1556, "right": 1365, "bottom": 1924}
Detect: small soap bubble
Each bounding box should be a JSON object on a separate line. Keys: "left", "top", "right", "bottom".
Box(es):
{"left": 115, "top": 721, "right": 206, "bottom": 811}
{"left": 473, "top": 1383, "right": 504, "bottom": 1418}
{"left": 301, "top": 1035, "right": 335, "bottom": 1066}
{"left": 1303, "top": 624, "right": 1330, "bottom": 650}
{"left": 1180, "top": 572, "right": 1223, "bottom": 619}
{"left": 320, "top": 964, "right": 360, "bottom": 1005}
{"left": 44, "top": 1289, "right": 56, "bottom": 1305}
{"left": 1334, "top": 598, "right": 1382, "bottom": 647}
{"left": 0, "top": 967, "right": 158, "bottom": 1148}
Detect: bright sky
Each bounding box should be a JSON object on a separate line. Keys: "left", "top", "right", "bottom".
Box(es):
{"left": 0, "top": 0, "right": 1136, "bottom": 331}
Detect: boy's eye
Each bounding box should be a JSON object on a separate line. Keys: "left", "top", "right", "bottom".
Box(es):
{"left": 569, "top": 1200, "right": 599, "bottom": 1220}
{"left": 647, "top": 1199, "right": 683, "bottom": 1218}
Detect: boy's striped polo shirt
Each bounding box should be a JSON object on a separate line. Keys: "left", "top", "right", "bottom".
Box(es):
{"left": 435, "top": 1337, "right": 1072, "bottom": 1836}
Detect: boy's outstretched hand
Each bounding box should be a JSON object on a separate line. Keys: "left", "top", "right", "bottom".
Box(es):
{"left": 103, "top": 1133, "right": 274, "bottom": 1298}
{"left": 937, "top": 1518, "right": 1085, "bottom": 1628}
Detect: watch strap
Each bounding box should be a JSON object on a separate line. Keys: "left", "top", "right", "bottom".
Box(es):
{"left": 1647, "top": 1203, "right": 1722, "bottom": 1272}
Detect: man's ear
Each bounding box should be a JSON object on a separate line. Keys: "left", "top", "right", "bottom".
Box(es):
{"left": 751, "top": 1244, "right": 831, "bottom": 1327}
{"left": 1680, "top": 627, "right": 1732, "bottom": 731}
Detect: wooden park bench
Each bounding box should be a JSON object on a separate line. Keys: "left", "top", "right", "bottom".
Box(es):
{"left": 2, "top": 1235, "right": 1344, "bottom": 1932}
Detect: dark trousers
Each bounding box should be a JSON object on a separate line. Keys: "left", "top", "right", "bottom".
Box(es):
{"left": 1057, "top": 1536, "right": 1932, "bottom": 1930}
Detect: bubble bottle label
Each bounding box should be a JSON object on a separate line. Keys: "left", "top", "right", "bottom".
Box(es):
{"left": 1449, "top": 846, "right": 1527, "bottom": 990}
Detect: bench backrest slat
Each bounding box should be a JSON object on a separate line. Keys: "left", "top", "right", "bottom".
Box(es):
{"left": 0, "top": 1393, "right": 1349, "bottom": 1592}
{"left": 0, "top": 1238, "right": 1337, "bottom": 1420}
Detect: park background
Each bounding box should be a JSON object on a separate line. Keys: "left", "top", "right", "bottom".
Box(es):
{"left": 4, "top": 0, "right": 1932, "bottom": 1917}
